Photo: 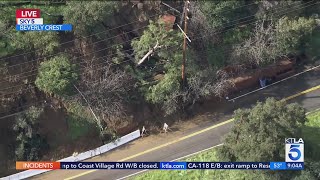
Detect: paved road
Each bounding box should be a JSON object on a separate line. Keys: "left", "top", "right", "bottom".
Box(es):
{"left": 35, "top": 67, "right": 320, "bottom": 180}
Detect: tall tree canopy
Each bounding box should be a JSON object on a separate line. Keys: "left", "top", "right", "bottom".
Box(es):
{"left": 218, "top": 98, "right": 307, "bottom": 179}
{"left": 11, "top": 31, "right": 60, "bottom": 57}
{"left": 63, "top": 1, "right": 119, "bottom": 36}
{"left": 199, "top": 0, "right": 246, "bottom": 29}
{"left": 218, "top": 98, "right": 306, "bottom": 162}
{"left": 35, "top": 55, "right": 78, "bottom": 96}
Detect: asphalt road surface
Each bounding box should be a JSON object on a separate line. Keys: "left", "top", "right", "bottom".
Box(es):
{"left": 33, "top": 67, "right": 320, "bottom": 180}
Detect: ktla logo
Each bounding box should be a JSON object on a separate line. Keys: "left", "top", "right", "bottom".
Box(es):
{"left": 285, "top": 138, "right": 304, "bottom": 162}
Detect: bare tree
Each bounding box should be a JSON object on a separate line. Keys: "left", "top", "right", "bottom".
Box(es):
{"left": 83, "top": 66, "right": 133, "bottom": 131}
{"left": 232, "top": 20, "right": 279, "bottom": 66}
{"left": 255, "top": 0, "right": 304, "bottom": 20}
{"left": 160, "top": 68, "right": 234, "bottom": 116}
{"left": 187, "top": 68, "right": 234, "bottom": 101}
{"left": 188, "top": 1, "right": 221, "bottom": 51}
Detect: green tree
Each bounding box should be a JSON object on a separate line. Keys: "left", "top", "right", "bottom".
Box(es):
{"left": 275, "top": 17, "right": 317, "bottom": 55}
{"left": 35, "top": 55, "right": 78, "bottom": 96}
{"left": 255, "top": 1, "right": 304, "bottom": 20}
{"left": 0, "top": 5, "right": 60, "bottom": 57}
{"left": 233, "top": 17, "right": 317, "bottom": 66}
{"left": 305, "top": 30, "right": 320, "bottom": 61}
{"left": 223, "top": 26, "right": 252, "bottom": 45}
{"left": 293, "top": 161, "right": 320, "bottom": 180}
{"left": 206, "top": 44, "right": 226, "bottom": 68}
{"left": 218, "top": 98, "right": 306, "bottom": 179}
{"left": 131, "top": 20, "right": 183, "bottom": 115}
{"left": 146, "top": 69, "right": 181, "bottom": 115}
{"left": 0, "top": 20, "right": 16, "bottom": 57}
{"left": 132, "top": 19, "right": 233, "bottom": 116}
{"left": 131, "top": 20, "right": 182, "bottom": 63}
{"left": 11, "top": 31, "right": 60, "bottom": 56}
{"left": 63, "top": 1, "right": 119, "bottom": 36}
{"left": 13, "top": 106, "right": 48, "bottom": 161}
{"left": 199, "top": 0, "right": 246, "bottom": 29}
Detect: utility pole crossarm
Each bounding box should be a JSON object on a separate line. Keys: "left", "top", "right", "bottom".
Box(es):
{"left": 137, "top": 41, "right": 161, "bottom": 66}
{"left": 176, "top": 24, "right": 191, "bottom": 43}
{"left": 161, "top": 2, "right": 181, "bottom": 14}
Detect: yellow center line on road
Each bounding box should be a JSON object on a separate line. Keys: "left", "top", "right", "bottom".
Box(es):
{"left": 281, "top": 85, "right": 320, "bottom": 101}
{"left": 64, "top": 84, "right": 320, "bottom": 180}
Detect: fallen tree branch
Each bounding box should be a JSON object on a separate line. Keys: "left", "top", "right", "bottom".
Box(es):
{"left": 137, "top": 41, "right": 161, "bottom": 66}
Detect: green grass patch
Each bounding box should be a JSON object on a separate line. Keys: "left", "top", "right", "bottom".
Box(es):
{"left": 65, "top": 101, "right": 98, "bottom": 140}
{"left": 302, "top": 110, "right": 320, "bottom": 160}
{"left": 305, "top": 110, "right": 320, "bottom": 127}
{"left": 133, "top": 110, "right": 320, "bottom": 180}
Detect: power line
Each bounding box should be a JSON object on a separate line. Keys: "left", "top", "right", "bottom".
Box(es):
{"left": 0, "top": 1, "right": 318, "bottom": 119}
{"left": 0, "top": 54, "right": 133, "bottom": 95}
{"left": 0, "top": 0, "right": 312, "bottom": 82}
{"left": 0, "top": 5, "right": 185, "bottom": 71}
{"left": 0, "top": 0, "right": 316, "bottom": 93}
{"left": 1, "top": 59, "right": 319, "bottom": 120}
{"left": 0, "top": 47, "right": 169, "bottom": 116}
{"left": 192, "top": 0, "right": 316, "bottom": 40}
{"left": 197, "top": 0, "right": 259, "bottom": 16}
{"left": 0, "top": 2, "right": 310, "bottom": 69}
{"left": 0, "top": 0, "right": 300, "bottom": 73}
{"left": 228, "top": 64, "right": 320, "bottom": 102}
{"left": 0, "top": 3, "right": 184, "bottom": 61}
{"left": 0, "top": 42, "right": 183, "bottom": 96}
{"left": 0, "top": 20, "right": 166, "bottom": 82}
{"left": 0, "top": 12, "right": 187, "bottom": 86}
{"left": 0, "top": 46, "right": 137, "bottom": 84}
{"left": 0, "top": 22, "right": 164, "bottom": 71}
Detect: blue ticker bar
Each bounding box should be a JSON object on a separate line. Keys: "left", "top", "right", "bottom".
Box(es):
{"left": 57, "top": 162, "right": 303, "bottom": 170}
{"left": 287, "top": 162, "right": 304, "bottom": 170}
{"left": 160, "top": 162, "right": 186, "bottom": 170}
{"left": 186, "top": 162, "right": 270, "bottom": 169}
{"left": 270, "top": 162, "right": 287, "bottom": 170}
{"left": 16, "top": 24, "right": 72, "bottom": 31}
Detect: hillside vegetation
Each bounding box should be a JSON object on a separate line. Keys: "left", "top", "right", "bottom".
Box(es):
{"left": 0, "top": 0, "right": 319, "bottom": 176}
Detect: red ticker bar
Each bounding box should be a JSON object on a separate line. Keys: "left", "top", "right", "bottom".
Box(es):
{"left": 16, "top": 9, "right": 41, "bottom": 18}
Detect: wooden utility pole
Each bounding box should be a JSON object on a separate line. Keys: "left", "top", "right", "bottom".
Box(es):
{"left": 181, "top": 0, "right": 190, "bottom": 87}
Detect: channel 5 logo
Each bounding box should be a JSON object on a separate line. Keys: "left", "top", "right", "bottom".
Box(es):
{"left": 285, "top": 138, "right": 304, "bottom": 162}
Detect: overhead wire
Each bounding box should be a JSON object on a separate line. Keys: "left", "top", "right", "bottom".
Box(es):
{"left": 0, "top": 0, "right": 262, "bottom": 70}
{"left": 0, "top": 12, "right": 184, "bottom": 70}
{"left": 0, "top": 0, "right": 315, "bottom": 90}
{"left": 0, "top": 0, "right": 316, "bottom": 95}
{"left": 0, "top": 38, "right": 185, "bottom": 115}
{"left": 0, "top": 0, "right": 305, "bottom": 77}
{"left": 0, "top": 0, "right": 318, "bottom": 119}
{"left": 0, "top": 3, "right": 185, "bottom": 61}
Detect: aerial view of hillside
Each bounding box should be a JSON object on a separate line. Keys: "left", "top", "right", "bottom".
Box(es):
{"left": 0, "top": 1, "right": 319, "bottom": 180}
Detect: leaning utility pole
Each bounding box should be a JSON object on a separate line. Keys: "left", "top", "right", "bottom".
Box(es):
{"left": 181, "top": 0, "right": 190, "bottom": 87}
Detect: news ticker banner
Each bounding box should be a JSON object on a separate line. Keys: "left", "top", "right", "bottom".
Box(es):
{"left": 16, "top": 8, "right": 72, "bottom": 31}
{"left": 16, "top": 162, "right": 304, "bottom": 170}
{"left": 16, "top": 25, "right": 72, "bottom": 31}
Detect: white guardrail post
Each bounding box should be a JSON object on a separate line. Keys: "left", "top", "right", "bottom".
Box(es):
{"left": 2, "top": 129, "right": 141, "bottom": 180}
